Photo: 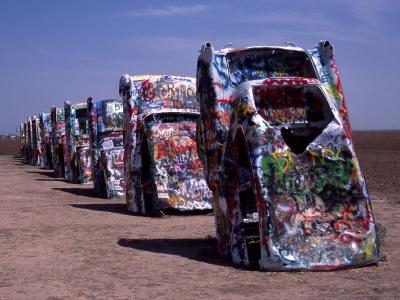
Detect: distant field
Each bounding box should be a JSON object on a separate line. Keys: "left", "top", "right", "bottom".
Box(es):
{"left": 0, "top": 138, "right": 19, "bottom": 155}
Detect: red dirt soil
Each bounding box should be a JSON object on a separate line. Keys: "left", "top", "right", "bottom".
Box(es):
{"left": 0, "top": 131, "right": 399, "bottom": 299}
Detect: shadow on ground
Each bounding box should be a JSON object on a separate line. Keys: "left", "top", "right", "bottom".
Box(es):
{"left": 54, "top": 187, "right": 95, "bottom": 197}
{"left": 27, "top": 170, "right": 56, "bottom": 178}
{"left": 12, "top": 157, "right": 27, "bottom": 165}
{"left": 70, "top": 203, "right": 133, "bottom": 215}
{"left": 35, "top": 178, "right": 66, "bottom": 182}
{"left": 117, "top": 237, "right": 231, "bottom": 267}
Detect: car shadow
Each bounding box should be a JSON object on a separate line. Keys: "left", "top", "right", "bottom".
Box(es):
{"left": 71, "top": 203, "right": 213, "bottom": 218}
{"left": 27, "top": 170, "right": 55, "bottom": 178}
{"left": 53, "top": 187, "right": 96, "bottom": 198}
{"left": 12, "top": 157, "right": 31, "bottom": 165}
{"left": 13, "top": 159, "right": 28, "bottom": 165}
{"left": 35, "top": 178, "right": 66, "bottom": 182}
{"left": 12, "top": 156, "right": 24, "bottom": 161}
{"left": 117, "top": 237, "right": 232, "bottom": 267}
{"left": 70, "top": 203, "right": 134, "bottom": 216}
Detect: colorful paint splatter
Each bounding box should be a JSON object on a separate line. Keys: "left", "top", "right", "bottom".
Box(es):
{"left": 64, "top": 101, "right": 92, "bottom": 184}
{"left": 51, "top": 107, "right": 66, "bottom": 178}
{"left": 196, "top": 40, "right": 378, "bottom": 270}
{"left": 26, "top": 116, "right": 41, "bottom": 166}
{"left": 19, "top": 122, "right": 26, "bottom": 158}
{"left": 120, "top": 74, "right": 212, "bottom": 214}
{"left": 39, "top": 113, "right": 53, "bottom": 169}
{"left": 87, "top": 98, "right": 124, "bottom": 199}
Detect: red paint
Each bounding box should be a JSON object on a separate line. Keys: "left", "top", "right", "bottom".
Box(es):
{"left": 215, "top": 97, "right": 233, "bottom": 104}
{"left": 262, "top": 77, "right": 319, "bottom": 86}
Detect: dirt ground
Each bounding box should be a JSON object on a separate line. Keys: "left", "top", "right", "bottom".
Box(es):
{"left": 0, "top": 139, "right": 19, "bottom": 155}
{"left": 0, "top": 131, "right": 399, "bottom": 299}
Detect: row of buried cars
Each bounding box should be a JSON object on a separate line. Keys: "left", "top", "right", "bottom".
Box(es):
{"left": 18, "top": 40, "right": 379, "bottom": 271}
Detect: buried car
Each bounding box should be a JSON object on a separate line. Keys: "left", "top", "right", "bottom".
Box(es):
{"left": 119, "top": 74, "right": 212, "bottom": 215}
{"left": 87, "top": 97, "right": 124, "bottom": 199}
{"left": 22, "top": 121, "right": 29, "bottom": 161}
{"left": 28, "top": 116, "right": 41, "bottom": 166}
{"left": 39, "top": 112, "right": 53, "bottom": 169}
{"left": 64, "top": 101, "right": 92, "bottom": 184}
{"left": 19, "top": 122, "right": 26, "bottom": 158}
{"left": 196, "top": 41, "right": 379, "bottom": 270}
{"left": 51, "top": 106, "right": 66, "bottom": 178}
{"left": 25, "top": 118, "right": 33, "bottom": 162}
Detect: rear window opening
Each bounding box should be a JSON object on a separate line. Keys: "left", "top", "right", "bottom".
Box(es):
{"left": 75, "top": 108, "right": 89, "bottom": 135}
{"left": 75, "top": 108, "right": 87, "bottom": 119}
{"left": 253, "top": 85, "right": 334, "bottom": 154}
{"left": 227, "top": 48, "right": 317, "bottom": 84}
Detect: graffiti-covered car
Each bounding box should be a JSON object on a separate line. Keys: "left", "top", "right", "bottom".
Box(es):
{"left": 21, "top": 121, "right": 28, "bottom": 160}
{"left": 119, "top": 74, "right": 212, "bottom": 215}
{"left": 87, "top": 98, "right": 124, "bottom": 199}
{"left": 19, "top": 122, "right": 25, "bottom": 157}
{"left": 27, "top": 116, "right": 41, "bottom": 166}
{"left": 51, "top": 106, "right": 66, "bottom": 178}
{"left": 39, "top": 112, "right": 53, "bottom": 169}
{"left": 196, "top": 41, "right": 379, "bottom": 270}
{"left": 64, "top": 101, "right": 92, "bottom": 184}
{"left": 26, "top": 117, "right": 33, "bottom": 162}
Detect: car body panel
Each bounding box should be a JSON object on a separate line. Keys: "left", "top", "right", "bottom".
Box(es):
{"left": 87, "top": 98, "right": 124, "bottom": 199}
{"left": 51, "top": 107, "right": 66, "bottom": 178}
{"left": 26, "top": 117, "right": 33, "bottom": 163}
{"left": 64, "top": 101, "right": 92, "bottom": 184}
{"left": 19, "top": 122, "right": 26, "bottom": 158}
{"left": 39, "top": 112, "right": 53, "bottom": 169}
{"left": 307, "top": 41, "right": 352, "bottom": 138}
{"left": 143, "top": 115, "right": 213, "bottom": 210}
{"left": 21, "top": 122, "right": 27, "bottom": 160}
{"left": 27, "top": 116, "right": 41, "bottom": 166}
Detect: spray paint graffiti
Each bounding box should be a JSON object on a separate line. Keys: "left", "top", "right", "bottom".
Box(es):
{"left": 144, "top": 116, "right": 212, "bottom": 210}
{"left": 119, "top": 74, "right": 212, "bottom": 215}
{"left": 307, "top": 41, "right": 352, "bottom": 139}
{"left": 51, "top": 107, "right": 66, "bottom": 178}
{"left": 21, "top": 122, "right": 29, "bottom": 160}
{"left": 19, "top": 122, "right": 26, "bottom": 158}
{"left": 64, "top": 101, "right": 92, "bottom": 184}
{"left": 26, "top": 116, "right": 42, "bottom": 166}
{"left": 39, "top": 113, "right": 53, "bottom": 169}
{"left": 196, "top": 41, "right": 378, "bottom": 270}
{"left": 25, "top": 118, "right": 33, "bottom": 162}
{"left": 120, "top": 75, "right": 149, "bottom": 211}
{"left": 87, "top": 98, "right": 124, "bottom": 199}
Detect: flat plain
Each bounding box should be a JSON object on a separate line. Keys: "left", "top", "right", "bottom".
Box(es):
{"left": 0, "top": 131, "right": 399, "bottom": 299}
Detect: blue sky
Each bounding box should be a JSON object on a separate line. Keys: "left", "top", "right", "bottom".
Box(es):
{"left": 0, "top": 0, "right": 399, "bottom": 134}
